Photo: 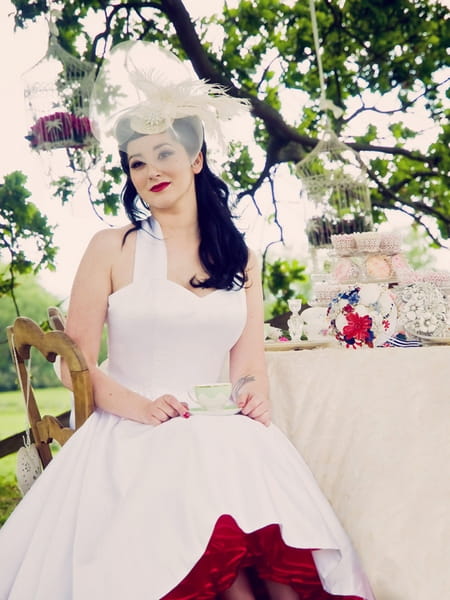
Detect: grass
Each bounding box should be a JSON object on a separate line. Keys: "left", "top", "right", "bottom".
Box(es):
{"left": 0, "top": 387, "right": 71, "bottom": 525}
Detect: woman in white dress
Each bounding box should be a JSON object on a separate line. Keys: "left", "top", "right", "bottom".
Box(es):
{"left": 0, "top": 42, "right": 375, "bottom": 600}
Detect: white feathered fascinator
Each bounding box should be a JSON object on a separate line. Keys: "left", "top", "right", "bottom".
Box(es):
{"left": 89, "top": 41, "right": 250, "bottom": 157}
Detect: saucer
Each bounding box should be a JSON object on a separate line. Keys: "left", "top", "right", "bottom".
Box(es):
{"left": 264, "top": 339, "right": 332, "bottom": 351}
{"left": 190, "top": 405, "right": 241, "bottom": 416}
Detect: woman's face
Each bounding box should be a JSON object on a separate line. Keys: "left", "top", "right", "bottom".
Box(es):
{"left": 126, "top": 131, "right": 203, "bottom": 213}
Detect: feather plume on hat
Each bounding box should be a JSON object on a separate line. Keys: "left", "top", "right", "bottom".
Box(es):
{"left": 89, "top": 41, "right": 250, "bottom": 152}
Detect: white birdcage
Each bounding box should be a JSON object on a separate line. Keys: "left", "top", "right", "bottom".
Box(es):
{"left": 22, "top": 27, "right": 97, "bottom": 152}
{"left": 297, "top": 128, "right": 373, "bottom": 249}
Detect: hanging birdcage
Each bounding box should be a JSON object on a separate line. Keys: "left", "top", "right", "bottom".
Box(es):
{"left": 297, "top": 129, "right": 373, "bottom": 249}
{"left": 22, "top": 28, "right": 97, "bottom": 152}
{"left": 295, "top": 128, "right": 374, "bottom": 275}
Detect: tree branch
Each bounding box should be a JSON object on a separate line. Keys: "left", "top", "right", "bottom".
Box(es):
{"left": 41, "top": 0, "right": 448, "bottom": 248}
{"left": 345, "top": 77, "right": 449, "bottom": 125}
{"left": 367, "top": 166, "right": 450, "bottom": 242}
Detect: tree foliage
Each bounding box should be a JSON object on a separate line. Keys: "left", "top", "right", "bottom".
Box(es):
{"left": 10, "top": 0, "right": 450, "bottom": 247}
{"left": 0, "top": 271, "right": 61, "bottom": 391}
{"left": 0, "top": 172, "right": 56, "bottom": 308}
{"left": 263, "top": 257, "right": 310, "bottom": 318}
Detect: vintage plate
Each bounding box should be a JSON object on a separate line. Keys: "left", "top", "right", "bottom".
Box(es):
{"left": 190, "top": 405, "right": 241, "bottom": 416}
{"left": 327, "top": 284, "right": 397, "bottom": 348}
{"left": 396, "top": 283, "right": 448, "bottom": 338}
{"left": 264, "top": 339, "right": 332, "bottom": 351}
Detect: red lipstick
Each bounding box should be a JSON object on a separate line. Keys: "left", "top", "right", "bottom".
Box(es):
{"left": 150, "top": 182, "right": 170, "bottom": 192}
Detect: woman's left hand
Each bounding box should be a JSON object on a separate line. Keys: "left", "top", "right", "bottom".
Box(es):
{"left": 236, "top": 389, "right": 271, "bottom": 426}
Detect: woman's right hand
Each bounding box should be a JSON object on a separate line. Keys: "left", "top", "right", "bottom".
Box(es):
{"left": 143, "top": 394, "right": 190, "bottom": 425}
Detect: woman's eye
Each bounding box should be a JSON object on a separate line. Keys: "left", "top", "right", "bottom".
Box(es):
{"left": 157, "top": 150, "right": 174, "bottom": 160}
{"left": 130, "top": 160, "right": 144, "bottom": 169}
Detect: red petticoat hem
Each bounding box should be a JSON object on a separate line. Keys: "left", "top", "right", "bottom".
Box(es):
{"left": 161, "top": 514, "right": 364, "bottom": 600}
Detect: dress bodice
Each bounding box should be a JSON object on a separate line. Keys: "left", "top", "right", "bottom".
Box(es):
{"left": 106, "top": 217, "right": 247, "bottom": 403}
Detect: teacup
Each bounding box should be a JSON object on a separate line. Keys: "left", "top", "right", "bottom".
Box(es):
{"left": 193, "top": 382, "right": 232, "bottom": 411}
{"left": 301, "top": 307, "right": 328, "bottom": 339}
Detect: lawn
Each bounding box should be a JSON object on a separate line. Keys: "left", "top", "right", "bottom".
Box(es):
{"left": 0, "top": 387, "right": 71, "bottom": 525}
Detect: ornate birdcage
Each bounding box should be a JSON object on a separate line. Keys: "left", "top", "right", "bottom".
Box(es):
{"left": 22, "top": 26, "right": 97, "bottom": 152}
{"left": 297, "top": 128, "right": 373, "bottom": 250}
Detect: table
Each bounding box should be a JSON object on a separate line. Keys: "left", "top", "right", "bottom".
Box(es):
{"left": 266, "top": 345, "right": 450, "bottom": 600}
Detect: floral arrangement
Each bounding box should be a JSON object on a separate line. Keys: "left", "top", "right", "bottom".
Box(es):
{"left": 327, "top": 284, "right": 396, "bottom": 349}
{"left": 395, "top": 282, "right": 448, "bottom": 337}
{"left": 26, "top": 112, "right": 95, "bottom": 150}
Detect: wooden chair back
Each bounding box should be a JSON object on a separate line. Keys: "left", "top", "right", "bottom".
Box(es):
{"left": 47, "top": 305, "right": 67, "bottom": 332}
{"left": 7, "top": 316, "right": 94, "bottom": 468}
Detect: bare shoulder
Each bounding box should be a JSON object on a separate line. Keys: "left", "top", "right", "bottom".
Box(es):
{"left": 88, "top": 224, "right": 135, "bottom": 250}
{"left": 70, "top": 224, "right": 137, "bottom": 305}
{"left": 83, "top": 224, "right": 136, "bottom": 260}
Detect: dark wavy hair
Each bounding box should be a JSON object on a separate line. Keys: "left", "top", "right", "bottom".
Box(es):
{"left": 118, "top": 117, "right": 248, "bottom": 290}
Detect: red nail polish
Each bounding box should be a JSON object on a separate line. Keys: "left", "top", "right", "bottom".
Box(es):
{"left": 183, "top": 411, "right": 190, "bottom": 418}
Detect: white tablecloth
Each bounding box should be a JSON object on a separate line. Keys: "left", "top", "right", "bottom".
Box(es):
{"left": 266, "top": 345, "right": 450, "bottom": 600}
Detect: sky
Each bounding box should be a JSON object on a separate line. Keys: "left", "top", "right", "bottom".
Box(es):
{"left": 1, "top": 1, "right": 107, "bottom": 302}
{"left": 1, "top": 0, "right": 449, "bottom": 303}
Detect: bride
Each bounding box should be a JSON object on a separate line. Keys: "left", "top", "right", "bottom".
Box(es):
{"left": 0, "top": 42, "right": 375, "bottom": 600}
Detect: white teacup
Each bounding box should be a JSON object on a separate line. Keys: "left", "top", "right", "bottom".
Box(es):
{"left": 301, "top": 307, "right": 328, "bottom": 339}
{"left": 193, "top": 382, "right": 233, "bottom": 411}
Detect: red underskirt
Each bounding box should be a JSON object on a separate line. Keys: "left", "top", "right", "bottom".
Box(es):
{"left": 161, "top": 514, "right": 364, "bottom": 600}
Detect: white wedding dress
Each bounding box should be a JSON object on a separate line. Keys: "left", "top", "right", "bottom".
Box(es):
{"left": 0, "top": 218, "right": 375, "bottom": 600}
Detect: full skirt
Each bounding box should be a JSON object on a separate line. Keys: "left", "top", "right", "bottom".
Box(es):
{"left": 0, "top": 411, "right": 374, "bottom": 600}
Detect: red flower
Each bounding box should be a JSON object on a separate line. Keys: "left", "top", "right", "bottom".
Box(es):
{"left": 343, "top": 312, "right": 373, "bottom": 343}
